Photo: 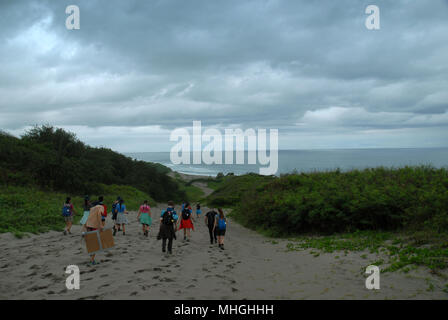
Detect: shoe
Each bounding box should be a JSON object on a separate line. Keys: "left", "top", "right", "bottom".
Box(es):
{"left": 220, "top": 246, "right": 225, "bottom": 250}
{"left": 168, "top": 250, "right": 172, "bottom": 254}
{"left": 184, "top": 236, "right": 186, "bottom": 241}
{"left": 162, "top": 248, "right": 166, "bottom": 253}
{"left": 63, "top": 230, "right": 67, "bottom": 235}
{"left": 123, "top": 232, "right": 125, "bottom": 236}
{"left": 113, "top": 228, "right": 117, "bottom": 236}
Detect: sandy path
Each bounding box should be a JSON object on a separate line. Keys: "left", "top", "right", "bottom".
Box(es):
{"left": 1, "top": 204, "right": 447, "bottom": 299}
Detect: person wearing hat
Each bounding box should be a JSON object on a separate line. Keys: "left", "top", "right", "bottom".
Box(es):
{"left": 80, "top": 195, "right": 92, "bottom": 233}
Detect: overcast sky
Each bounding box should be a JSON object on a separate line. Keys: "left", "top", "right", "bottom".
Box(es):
{"left": 1, "top": 0, "right": 447, "bottom": 152}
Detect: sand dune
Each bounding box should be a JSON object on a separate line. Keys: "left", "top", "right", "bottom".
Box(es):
{"left": 0, "top": 204, "right": 447, "bottom": 300}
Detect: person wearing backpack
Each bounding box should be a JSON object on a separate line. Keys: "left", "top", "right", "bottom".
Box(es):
{"left": 158, "top": 201, "right": 178, "bottom": 254}
{"left": 196, "top": 203, "right": 202, "bottom": 219}
{"left": 115, "top": 199, "right": 128, "bottom": 236}
{"left": 178, "top": 201, "right": 194, "bottom": 241}
{"left": 137, "top": 200, "right": 152, "bottom": 237}
{"left": 213, "top": 208, "right": 227, "bottom": 250}
{"left": 62, "top": 197, "right": 77, "bottom": 235}
{"left": 205, "top": 208, "right": 218, "bottom": 245}
{"left": 111, "top": 197, "right": 121, "bottom": 233}
{"left": 80, "top": 195, "right": 92, "bottom": 233}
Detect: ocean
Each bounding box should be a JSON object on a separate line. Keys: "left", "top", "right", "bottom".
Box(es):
{"left": 126, "top": 148, "right": 448, "bottom": 177}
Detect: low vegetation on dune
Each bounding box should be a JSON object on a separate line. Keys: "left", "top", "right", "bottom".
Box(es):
{"left": 209, "top": 167, "right": 448, "bottom": 235}
{"left": 205, "top": 167, "right": 448, "bottom": 272}
{"left": 205, "top": 173, "right": 276, "bottom": 207}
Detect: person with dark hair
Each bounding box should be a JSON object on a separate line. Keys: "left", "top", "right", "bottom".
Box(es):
{"left": 80, "top": 195, "right": 92, "bottom": 233}
{"left": 196, "top": 203, "right": 202, "bottom": 218}
{"left": 178, "top": 201, "right": 194, "bottom": 242}
{"left": 158, "top": 201, "right": 178, "bottom": 254}
{"left": 111, "top": 196, "right": 121, "bottom": 233}
{"left": 92, "top": 196, "right": 108, "bottom": 227}
{"left": 62, "top": 197, "right": 77, "bottom": 235}
{"left": 115, "top": 198, "right": 128, "bottom": 236}
{"left": 213, "top": 208, "right": 227, "bottom": 250}
{"left": 205, "top": 207, "right": 218, "bottom": 244}
{"left": 137, "top": 200, "right": 152, "bottom": 237}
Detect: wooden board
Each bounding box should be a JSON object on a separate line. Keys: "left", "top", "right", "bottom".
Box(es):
{"left": 85, "top": 229, "right": 114, "bottom": 254}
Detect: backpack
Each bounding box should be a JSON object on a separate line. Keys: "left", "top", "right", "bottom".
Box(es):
{"left": 218, "top": 218, "right": 226, "bottom": 230}
{"left": 162, "top": 208, "right": 175, "bottom": 225}
{"left": 62, "top": 204, "right": 72, "bottom": 217}
{"left": 182, "top": 208, "right": 191, "bottom": 220}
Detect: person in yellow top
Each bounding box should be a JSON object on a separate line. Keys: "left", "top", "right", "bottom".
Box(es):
{"left": 85, "top": 205, "right": 104, "bottom": 265}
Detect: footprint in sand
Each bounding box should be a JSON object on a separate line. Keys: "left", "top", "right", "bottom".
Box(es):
{"left": 28, "top": 285, "right": 49, "bottom": 292}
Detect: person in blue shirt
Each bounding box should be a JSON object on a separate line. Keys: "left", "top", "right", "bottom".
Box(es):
{"left": 213, "top": 208, "right": 227, "bottom": 250}
{"left": 115, "top": 199, "right": 128, "bottom": 236}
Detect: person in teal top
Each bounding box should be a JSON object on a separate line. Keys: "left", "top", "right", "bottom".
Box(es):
{"left": 137, "top": 200, "right": 152, "bottom": 237}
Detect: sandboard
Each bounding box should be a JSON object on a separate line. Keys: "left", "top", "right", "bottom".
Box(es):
{"left": 85, "top": 228, "right": 115, "bottom": 254}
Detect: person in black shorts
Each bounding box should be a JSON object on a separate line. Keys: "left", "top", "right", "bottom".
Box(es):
{"left": 204, "top": 208, "right": 218, "bottom": 244}
{"left": 213, "top": 208, "right": 227, "bottom": 250}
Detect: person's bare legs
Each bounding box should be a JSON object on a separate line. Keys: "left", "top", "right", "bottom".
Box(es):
{"left": 67, "top": 221, "right": 72, "bottom": 233}
{"left": 122, "top": 224, "right": 126, "bottom": 234}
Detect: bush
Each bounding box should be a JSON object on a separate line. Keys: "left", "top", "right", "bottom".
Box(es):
{"left": 209, "top": 167, "right": 448, "bottom": 236}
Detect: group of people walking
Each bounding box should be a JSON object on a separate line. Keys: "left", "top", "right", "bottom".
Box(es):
{"left": 62, "top": 197, "right": 228, "bottom": 264}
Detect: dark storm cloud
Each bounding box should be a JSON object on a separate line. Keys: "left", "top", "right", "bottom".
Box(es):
{"left": 0, "top": 0, "right": 447, "bottom": 150}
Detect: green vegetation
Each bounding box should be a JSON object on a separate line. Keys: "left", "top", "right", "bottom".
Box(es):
{"left": 205, "top": 167, "right": 448, "bottom": 271}
{"left": 205, "top": 173, "right": 275, "bottom": 207}
{"left": 0, "top": 126, "right": 187, "bottom": 236}
{"left": 220, "top": 167, "right": 448, "bottom": 235}
{"left": 285, "top": 231, "right": 448, "bottom": 272}
{"left": 0, "top": 184, "right": 154, "bottom": 237}
{"left": 171, "top": 175, "right": 206, "bottom": 203}
{"left": 0, "top": 126, "right": 185, "bottom": 202}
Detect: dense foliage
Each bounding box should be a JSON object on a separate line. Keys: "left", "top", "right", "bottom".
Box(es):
{"left": 205, "top": 173, "right": 276, "bottom": 207}
{"left": 0, "top": 126, "right": 185, "bottom": 202}
{"left": 207, "top": 167, "right": 448, "bottom": 235}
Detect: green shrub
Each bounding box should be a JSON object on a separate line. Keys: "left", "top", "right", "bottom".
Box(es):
{"left": 210, "top": 166, "right": 448, "bottom": 235}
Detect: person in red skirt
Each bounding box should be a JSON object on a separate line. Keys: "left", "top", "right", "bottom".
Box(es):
{"left": 178, "top": 202, "right": 194, "bottom": 241}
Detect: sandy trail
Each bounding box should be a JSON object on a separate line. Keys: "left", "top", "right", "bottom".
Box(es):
{"left": 1, "top": 203, "right": 447, "bottom": 299}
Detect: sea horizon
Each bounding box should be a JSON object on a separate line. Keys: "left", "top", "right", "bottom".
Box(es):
{"left": 125, "top": 147, "right": 448, "bottom": 177}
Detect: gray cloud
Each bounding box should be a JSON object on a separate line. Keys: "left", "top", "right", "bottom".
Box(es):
{"left": 1, "top": 0, "right": 448, "bottom": 150}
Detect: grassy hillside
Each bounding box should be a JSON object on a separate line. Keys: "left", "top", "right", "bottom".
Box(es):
{"left": 205, "top": 173, "right": 276, "bottom": 207}
{"left": 0, "top": 125, "right": 190, "bottom": 236}
{"left": 0, "top": 126, "right": 185, "bottom": 202}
